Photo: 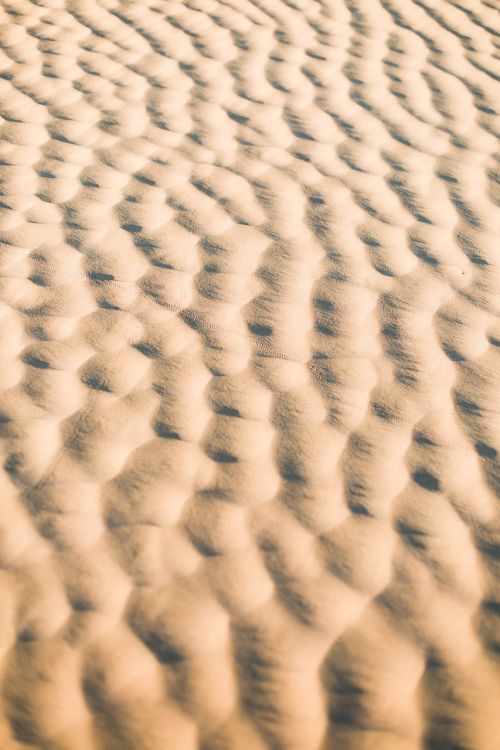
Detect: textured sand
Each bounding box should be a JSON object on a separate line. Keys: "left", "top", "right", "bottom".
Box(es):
{"left": 0, "top": 0, "right": 499, "bottom": 748}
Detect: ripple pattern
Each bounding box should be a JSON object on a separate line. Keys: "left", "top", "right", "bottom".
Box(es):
{"left": 0, "top": 0, "right": 499, "bottom": 749}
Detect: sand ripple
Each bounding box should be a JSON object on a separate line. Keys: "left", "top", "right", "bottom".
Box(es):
{"left": 0, "top": 0, "right": 499, "bottom": 748}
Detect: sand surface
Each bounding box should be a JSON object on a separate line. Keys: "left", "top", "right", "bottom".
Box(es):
{"left": 0, "top": 0, "right": 499, "bottom": 748}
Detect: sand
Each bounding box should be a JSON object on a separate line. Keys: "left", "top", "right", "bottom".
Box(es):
{"left": 0, "top": 0, "right": 499, "bottom": 748}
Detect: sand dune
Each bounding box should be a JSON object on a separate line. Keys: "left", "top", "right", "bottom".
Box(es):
{"left": 0, "top": 0, "right": 499, "bottom": 748}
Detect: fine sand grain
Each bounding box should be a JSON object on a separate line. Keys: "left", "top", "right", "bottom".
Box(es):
{"left": 0, "top": 0, "right": 499, "bottom": 748}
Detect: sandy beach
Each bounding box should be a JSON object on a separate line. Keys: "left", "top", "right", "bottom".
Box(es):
{"left": 0, "top": 0, "right": 499, "bottom": 748}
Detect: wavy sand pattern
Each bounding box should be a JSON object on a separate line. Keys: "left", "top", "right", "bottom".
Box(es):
{"left": 0, "top": 0, "right": 499, "bottom": 748}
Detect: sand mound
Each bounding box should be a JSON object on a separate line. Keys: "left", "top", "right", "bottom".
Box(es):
{"left": 0, "top": 0, "right": 499, "bottom": 748}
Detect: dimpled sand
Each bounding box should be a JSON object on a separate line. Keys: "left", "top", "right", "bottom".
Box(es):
{"left": 0, "top": 0, "right": 499, "bottom": 749}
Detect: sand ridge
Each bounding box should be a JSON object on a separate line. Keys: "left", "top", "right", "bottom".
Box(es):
{"left": 0, "top": 0, "right": 499, "bottom": 748}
